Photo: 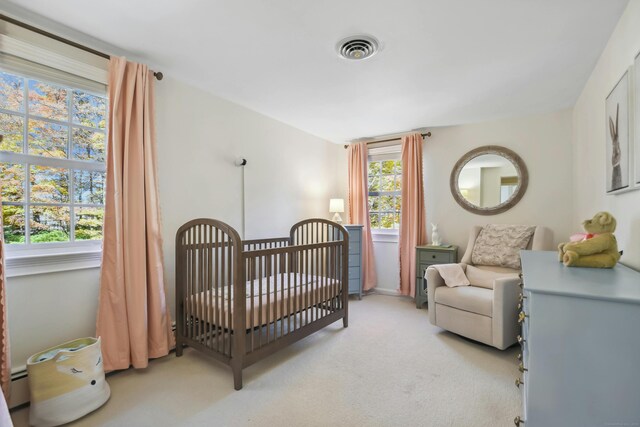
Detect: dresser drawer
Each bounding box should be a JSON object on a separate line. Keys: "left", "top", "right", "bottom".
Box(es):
{"left": 348, "top": 266, "right": 360, "bottom": 279}
{"left": 348, "top": 254, "right": 360, "bottom": 267}
{"left": 348, "top": 278, "right": 360, "bottom": 293}
{"left": 419, "top": 251, "right": 451, "bottom": 264}
{"left": 349, "top": 241, "right": 361, "bottom": 255}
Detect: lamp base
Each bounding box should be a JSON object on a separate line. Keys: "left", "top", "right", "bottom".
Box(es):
{"left": 331, "top": 213, "right": 343, "bottom": 224}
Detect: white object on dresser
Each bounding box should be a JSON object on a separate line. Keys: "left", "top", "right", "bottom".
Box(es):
{"left": 431, "top": 223, "right": 441, "bottom": 246}
{"left": 517, "top": 250, "right": 640, "bottom": 427}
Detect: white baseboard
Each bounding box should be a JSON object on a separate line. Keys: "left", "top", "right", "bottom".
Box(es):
{"left": 9, "top": 375, "right": 29, "bottom": 409}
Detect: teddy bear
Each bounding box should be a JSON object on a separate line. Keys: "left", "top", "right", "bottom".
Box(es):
{"left": 557, "top": 211, "right": 621, "bottom": 268}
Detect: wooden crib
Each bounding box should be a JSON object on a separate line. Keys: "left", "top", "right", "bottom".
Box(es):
{"left": 175, "top": 218, "right": 349, "bottom": 390}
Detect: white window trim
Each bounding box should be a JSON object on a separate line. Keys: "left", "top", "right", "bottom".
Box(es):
{"left": 371, "top": 228, "right": 399, "bottom": 243}
{"left": 5, "top": 244, "right": 102, "bottom": 277}
{"left": 0, "top": 34, "right": 108, "bottom": 85}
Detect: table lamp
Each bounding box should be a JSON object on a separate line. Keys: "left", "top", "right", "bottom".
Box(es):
{"left": 329, "top": 198, "right": 344, "bottom": 223}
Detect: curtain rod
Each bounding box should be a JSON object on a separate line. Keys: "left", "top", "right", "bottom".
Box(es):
{"left": 343, "top": 131, "right": 431, "bottom": 149}
{"left": 0, "top": 14, "right": 163, "bottom": 80}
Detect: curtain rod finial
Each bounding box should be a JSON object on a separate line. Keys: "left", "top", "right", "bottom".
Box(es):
{"left": 426, "top": 131, "right": 431, "bottom": 137}
{"left": 154, "top": 71, "right": 163, "bottom": 81}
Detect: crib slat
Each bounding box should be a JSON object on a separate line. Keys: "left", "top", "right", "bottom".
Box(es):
{"left": 305, "top": 246, "right": 309, "bottom": 326}
{"left": 315, "top": 243, "right": 319, "bottom": 322}
{"left": 280, "top": 252, "right": 285, "bottom": 338}
{"left": 199, "top": 224, "right": 204, "bottom": 344}
{"left": 215, "top": 228, "right": 221, "bottom": 354}
{"left": 189, "top": 227, "right": 194, "bottom": 341}
{"left": 266, "top": 252, "right": 271, "bottom": 344}
{"left": 227, "top": 233, "right": 233, "bottom": 356}
{"left": 250, "top": 256, "right": 255, "bottom": 352}
{"left": 219, "top": 230, "right": 224, "bottom": 354}
{"left": 258, "top": 257, "right": 263, "bottom": 348}
{"left": 293, "top": 252, "right": 298, "bottom": 332}
{"left": 206, "top": 226, "right": 212, "bottom": 349}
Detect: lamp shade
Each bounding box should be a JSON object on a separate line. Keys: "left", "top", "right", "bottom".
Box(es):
{"left": 329, "top": 198, "right": 345, "bottom": 213}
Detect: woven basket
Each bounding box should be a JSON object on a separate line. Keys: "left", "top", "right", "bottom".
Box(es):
{"left": 27, "top": 337, "right": 110, "bottom": 427}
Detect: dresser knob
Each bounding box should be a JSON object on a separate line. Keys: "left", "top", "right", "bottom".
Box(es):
{"left": 518, "top": 311, "right": 528, "bottom": 323}
{"left": 517, "top": 353, "right": 522, "bottom": 361}
{"left": 517, "top": 335, "right": 526, "bottom": 345}
{"left": 517, "top": 303, "right": 522, "bottom": 310}
{"left": 518, "top": 362, "right": 528, "bottom": 373}
{"left": 514, "top": 416, "right": 525, "bottom": 426}
{"left": 515, "top": 378, "right": 524, "bottom": 388}
{"left": 518, "top": 272, "right": 523, "bottom": 279}
{"left": 432, "top": 255, "right": 436, "bottom": 259}
{"left": 519, "top": 293, "right": 527, "bottom": 302}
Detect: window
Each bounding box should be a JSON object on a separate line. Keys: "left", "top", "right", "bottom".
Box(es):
{"left": 0, "top": 69, "right": 107, "bottom": 251}
{"left": 368, "top": 159, "right": 402, "bottom": 231}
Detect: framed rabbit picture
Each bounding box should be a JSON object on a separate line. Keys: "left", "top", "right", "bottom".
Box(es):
{"left": 605, "top": 70, "right": 630, "bottom": 194}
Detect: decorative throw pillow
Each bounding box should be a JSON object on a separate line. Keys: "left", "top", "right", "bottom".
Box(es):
{"left": 471, "top": 224, "right": 536, "bottom": 269}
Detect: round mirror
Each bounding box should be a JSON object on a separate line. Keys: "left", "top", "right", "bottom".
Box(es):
{"left": 450, "top": 146, "right": 528, "bottom": 215}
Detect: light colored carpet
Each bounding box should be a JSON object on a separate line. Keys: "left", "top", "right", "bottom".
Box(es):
{"left": 11, "top": 295, "right": 521, "bottom": 427}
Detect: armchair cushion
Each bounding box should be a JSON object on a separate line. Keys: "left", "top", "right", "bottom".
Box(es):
{"left": 434, "top": 285, "right": 493, "bottom": 317}
{"left": 465, "top": 265, "right": 519, "bottom": 290}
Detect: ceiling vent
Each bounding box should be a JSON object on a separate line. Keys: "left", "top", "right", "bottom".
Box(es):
{"left": 337, "top": 35, "right": 379, "bottom": 60}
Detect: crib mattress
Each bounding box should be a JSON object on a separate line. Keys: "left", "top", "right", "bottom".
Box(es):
{"left": 186, "top": 273, "right": 340, "bottom": 330}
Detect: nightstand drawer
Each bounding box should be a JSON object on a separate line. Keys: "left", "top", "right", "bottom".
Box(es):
{"left": 417, "top": 263, "right": 432, "bottom": 279}
{"left": 419, "top": 251, "right": 451, "bottom": 264}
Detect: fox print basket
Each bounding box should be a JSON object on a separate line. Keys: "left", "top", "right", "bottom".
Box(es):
{"left": 27, "top": 337, "right": 110, "bottom": 427}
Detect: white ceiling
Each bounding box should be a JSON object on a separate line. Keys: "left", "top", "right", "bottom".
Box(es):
{"left": 3, "top": 0, "right": 629, "bottom": 143}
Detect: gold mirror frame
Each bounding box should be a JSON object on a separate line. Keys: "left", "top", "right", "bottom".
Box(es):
{"left": 450, "top": 145, "right": 529, "bottom": 215}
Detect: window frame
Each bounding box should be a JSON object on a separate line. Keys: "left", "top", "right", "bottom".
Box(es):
{"left": 367, "top": 149, "right": 402, "bottom": 239}
{"left": 1, "top": 68, "right": 107, "bottom": 258}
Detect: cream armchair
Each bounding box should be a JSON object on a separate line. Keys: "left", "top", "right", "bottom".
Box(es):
{"left": 426, "top": 226, "right": 552, "bottom": 350}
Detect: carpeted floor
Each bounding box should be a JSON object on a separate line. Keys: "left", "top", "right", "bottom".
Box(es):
{"left": 11, "top": 294, "right": 521, "bottom": 427}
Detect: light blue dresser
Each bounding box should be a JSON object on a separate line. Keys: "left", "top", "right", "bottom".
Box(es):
{"left": 516, "top": 251, "right": 640, "bottom": 427}
{"left": 344, "top": 224, "right": 363, "bottom": 299}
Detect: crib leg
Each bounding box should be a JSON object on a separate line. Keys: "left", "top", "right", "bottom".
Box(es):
{"left": 343, "top": 314, "right": 349, "bottom": 328}
{"left": 175, "top": 341, "right": 183, "bottom": 357}
{"left": 233, "top": 366, "right": 243, "bottom": 390}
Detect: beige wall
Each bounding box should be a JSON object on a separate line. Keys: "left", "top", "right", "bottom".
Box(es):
{"left": 373, "top": 109, "right": 574, "bottom": 292}
{"left": 426, "top": 109, "right": 574, "bottom": 256}
{"left": 572, "top": 0, "right": 640, "bottom": 270}
{"left": 155, "top": 76, "right": 346, "bottom": 315}
{"left": 480, "top": 167, "right": 501, "bottom": 207}
{"left": 374, "top": 110, "right": 577, "bottom": 291}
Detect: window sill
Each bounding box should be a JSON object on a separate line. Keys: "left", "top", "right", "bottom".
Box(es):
{"left": 371, "top": 232, "right": 399, "bottom": 243}
{"left": 5, "top": 249, "right": 102, "bottom": 277}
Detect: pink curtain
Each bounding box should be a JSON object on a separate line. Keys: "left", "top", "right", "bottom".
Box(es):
{"left": 399, "top": 134, "right": 427, "bottom": 297}
{"left": 96, "top": 57, "right": 174, "bottom": 371}
{"left": 348, "top": 143, "right": 377, "bottom": 290}
{"left": 0, "top": 190, "right": 10, "bottom": 401}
